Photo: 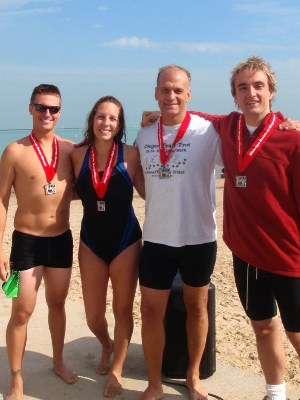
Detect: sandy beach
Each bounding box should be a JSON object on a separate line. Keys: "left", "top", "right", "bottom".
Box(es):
{"left": 4, "top": 179, "right": 300, "bottom": 389}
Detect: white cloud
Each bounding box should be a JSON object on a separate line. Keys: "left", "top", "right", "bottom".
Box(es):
{"left": 0, "top": 6, "right": 62, "bottom": 16}
{"left": 92, "top": 23, "right": 104, "bottom": 28}
{"left": 101, "top": 37, "right": 171, "bottom": 51}
{"left": 101, "top": 36, "right": 300, "bottom": 54}
{"left": 98, "top": 5, "right": 107, "bottom": 11}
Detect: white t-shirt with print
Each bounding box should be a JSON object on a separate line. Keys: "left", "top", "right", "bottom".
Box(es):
{"left": 135, "top": 114, "right": 223, "bottom": 247}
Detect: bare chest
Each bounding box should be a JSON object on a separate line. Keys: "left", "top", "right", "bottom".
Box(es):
{"left": 13, "top": 146, "right": 74, "bottom": 199}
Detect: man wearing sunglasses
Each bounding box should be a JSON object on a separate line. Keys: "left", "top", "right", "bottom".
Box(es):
{"left": 0, "top": 84, "right": 78, "bottom": 400}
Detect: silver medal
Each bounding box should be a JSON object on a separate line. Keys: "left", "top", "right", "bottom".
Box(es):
{"left": 236, "top": 175, "right": 247, "bottom": 188}
{"left": 97, "top": 201, "right": 105, "bottom": 211}
{"left": 158, "top": 167, "right": 171, "bottom": 179}
{"left": 44, "top": 183, "right": 56, "bottom": 195}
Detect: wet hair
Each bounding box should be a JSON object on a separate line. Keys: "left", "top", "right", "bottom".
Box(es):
{"left": 30, "top": 84, "right": 61, "bottom": 104}
{"left": 83, "top": 96, "right": 126, "bottom": 147}
{"left": 156, "top": 64, "right": 191, "bottom": 88}
{"left": 230, "top": 54, "right": 276, "bottom": 103}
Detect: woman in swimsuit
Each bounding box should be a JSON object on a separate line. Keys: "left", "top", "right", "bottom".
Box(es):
{"left": 71, "top": 96, "right": 145, "bottom": 398}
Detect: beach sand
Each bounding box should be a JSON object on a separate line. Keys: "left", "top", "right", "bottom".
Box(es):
{"left": 4, "top": 179, "right": 300, "bottom": 388}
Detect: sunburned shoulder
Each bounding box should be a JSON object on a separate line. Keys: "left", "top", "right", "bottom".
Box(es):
{"left": 122, "top": 144, "right": 141, "bottom": 163}
{"left": 71, "top": 145, "right": 88, "bottom": 164}
{"left": 122, "top": 144, "right": 139, "bottom": 156}
{"left": 0, "top": 138, "right": 33, "bottom": 171}
{"left": 56, "top": 136, "right": 76, "bottom": 155}
{"left": 55, "top": 135, "right": 74, "bottom": 144}
{"left": 71, "top": 144, "right": 88, "bottom": 159}
{"left": 2, "top": 138, "right": 28, "bottom": 157}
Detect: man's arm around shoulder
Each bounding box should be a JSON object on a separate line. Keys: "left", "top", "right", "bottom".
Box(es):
{"left": 125, "top": 145, "right": 145, "bottom": 200}
{"left": 188, "top": 111, "right": 233, "bottom": 135}
{"left": 70, "top": 145, "right": 87, "bottom": 201}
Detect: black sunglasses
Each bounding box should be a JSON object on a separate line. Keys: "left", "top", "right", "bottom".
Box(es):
{"left": 31, "top": 103, "right": 61, "bottom": 115}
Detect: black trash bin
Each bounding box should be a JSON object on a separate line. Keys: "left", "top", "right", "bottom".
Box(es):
{"left": 162, "top": 272, "right": 216, "bottom": 378}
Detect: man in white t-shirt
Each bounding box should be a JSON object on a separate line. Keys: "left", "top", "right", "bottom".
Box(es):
{"left": 135, "top": 65, "right": 222, "bottom": 400}
{"left": 140, "top": 57, "right": 300, "bottom": 400}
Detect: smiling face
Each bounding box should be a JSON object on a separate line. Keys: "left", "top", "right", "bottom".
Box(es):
{"left": 93, "top": 101, "right": 120, "bottom": 143}
{"left": 234, "top": 69, "right": 274, "bottom": 126}
{"left": 29, "top": 94, "right": 61, "bottom": 133}
{"left": 155, "top": 67, "right": 191, "bottom": 126}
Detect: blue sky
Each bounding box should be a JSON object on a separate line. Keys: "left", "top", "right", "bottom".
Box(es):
{"left": 1, "top": 0, "right": 300, "bottom": 129}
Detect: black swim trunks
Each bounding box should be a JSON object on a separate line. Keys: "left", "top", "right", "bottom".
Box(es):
{"left": 139, "top": 241, "right": 217, "bottom": 289}
{"left": 10, "top": 229, "right": 73, "bottom": 271}
{"left": 233, "top": 254, "right": 300, "bottom": 332}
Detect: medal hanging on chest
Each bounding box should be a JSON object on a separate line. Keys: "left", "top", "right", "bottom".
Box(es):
{"left": 236, "top": 112, "right": 276, "bottom": 188}
{"left": 90, "top": 142, "right": 118, "bottom": 211}
{"left": 29, "top": 131, "right": 59, "bottom": 195}
{"left": 157, "top": 113, "right": 191, "bottom": 179}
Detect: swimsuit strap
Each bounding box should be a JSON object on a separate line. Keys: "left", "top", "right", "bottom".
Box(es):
{"left": 77, "top": 146, "right": 132, "bottom": 186}
{"left": 77, "top": 147, "right": 90, "bottom": 181}
{"left": 116, "top": 145, "right": 132, "bottom": 187}
{"left": 116, "top": 145, "right": 124, "bottom": 164}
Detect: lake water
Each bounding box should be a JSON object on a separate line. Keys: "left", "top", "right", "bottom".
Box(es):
{"left": 0, "top": 127, "right": 140, "bottom": 157}
{"left": 0, "top": 127, "right": 222, "bottom": 175}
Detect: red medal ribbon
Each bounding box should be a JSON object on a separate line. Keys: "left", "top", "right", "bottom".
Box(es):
{"left": 29, "top": 131, "right": 59, "bottom": 182}
{"left": 158, "top": 113, "right": 191, "bottom": 165}
{"left": 90, "top": 142, "right": 118, "bottom": 198}
{"left": 237, "top": 112, "right": 276, "bottom": 172}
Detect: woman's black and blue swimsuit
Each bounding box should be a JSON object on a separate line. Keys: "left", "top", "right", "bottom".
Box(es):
{"left": 76, "top": 146, "right": 142, "bottom": 264}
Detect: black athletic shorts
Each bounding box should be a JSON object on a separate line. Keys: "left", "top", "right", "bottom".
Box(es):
{"left": 233, "top": 254, "right": 300, "bottom": 332}
{"left": 10, "top": 229, "right": 73, "bottom": 271}
{"left": 139, "top": 241, "right": 217, "bottom": 290}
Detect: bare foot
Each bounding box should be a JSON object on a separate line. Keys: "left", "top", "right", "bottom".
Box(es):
{"left": 5, "top": 393, "right": 23, "bottom": 400}
{"left": 185, "top": 376, "right": 208, "bottom": 400}
{"left": 96, "top": 339, "right": 114, "bottom": 376}
{"left": 137, "top": 385, "right": 164, "bottom": 400}
{"left": 54, "top": 363, "right": 78, "bottom": 384}
{"left": 5, "top": 374, "right": 23, "bottom": 400}
{"left": 103, "top": 373, "right": 122, "bottom": 398}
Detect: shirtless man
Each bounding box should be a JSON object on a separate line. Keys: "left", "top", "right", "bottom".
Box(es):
{"left": 0, "top": 84, "right": 78, "bottom": 400}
